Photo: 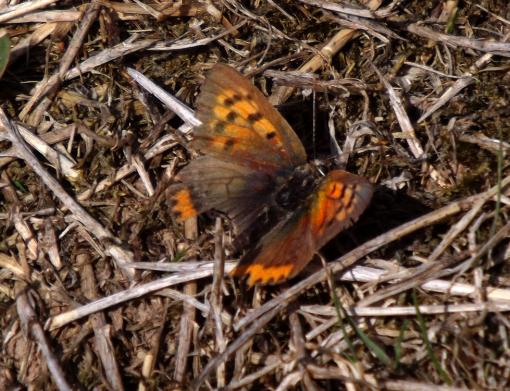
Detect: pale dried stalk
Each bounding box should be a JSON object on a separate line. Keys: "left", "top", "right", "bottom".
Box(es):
{"left": 79, "top": 253, "right": 124, "bottom": 391}
{"left": 275, "top": 371, "right": 302, "bottom": 391}
{"left": 158, "top": 288, "right": 231, "bottom": 324}
{"left": 301, "top": 302, "right": 510, "bottom": 318}
{"left": 327, "top": 13, "right": 404, "bottom": 43}
{"left": 0, "top": 253, "right": 25, "bottom": 279}
{"left": 102, "top": 1, "right": 200, "bottom": 18}
{"left": 383, "top": 380, "right": 469, "bottom": 391}
{"left": 298, "top": 0, "right": 392, "bottom": 19}
{"left": 16, "top": 123, "right": 82, "bottom": 182}
{"left": 289, "top": 311, "right": 317, "bottom": 389}
{"left": 148, "top": 20, "right": 248, "bottom": 51}
{"left": 41, "top": 219, "right": 62, "bottom": 269}
{"left": 1, "top": 172, "right": 39, "bottom": 260}
{"left": 65, "top": 39, "right": 156, "bottom": 80}
{"left": 16, "top": 290, "right": 73, "bottom": 390}
{"left": 0, "top": 0, "right": 59, "bottom": 23}
{"left": 211, "top": 218, "right": 226, "bottom": 387}
{"left": 45, "top": 267, "right": 216, "bottom": 330}
{"left": 5, "top": 10, "right": 81, "bottom": 23}
{"left": 139, "top": 301, "right": 168, "bottom": 391}
{"left": 0, "top": 125, "right": 74, "bottom": 168}
{"left": 126, "top": 67, "right": 200, "bottom": 128}
{"left": 418, "top": 77, "right": 475, "bottom": 123}
{"left": 174, "top": 217, "right": 198, "bottom": 383}
{"left": 418, "top": 36, "right": 506, "bottom": 123}
{"left": 407, "top": 23, "right": 510, "bottom": 56}
{"left": 227, "top": 360, "right": 282, "bottom": 389}
{"left": 458, "top": 132, "right": 510, "bottom": 154}
{"left": 372, "top": 64, "right": 425, "bottom": 159}
{"left": 131, "top": 154, "right": 154, "bottom": 196}
{"left": 174, "top": 282, "right": 197, "bottom": 383}
{"left": 9, "top": 22, "right": 58, "bottom": 63}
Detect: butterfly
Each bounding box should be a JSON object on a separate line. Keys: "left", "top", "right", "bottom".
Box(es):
{"left": 170, "top": 64, "right": 373, "bottom": 286}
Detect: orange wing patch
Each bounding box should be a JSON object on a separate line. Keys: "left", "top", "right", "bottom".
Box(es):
{"left": 230, "top": 208, "right": 315, "bottom": 287}
{"left": 310, "top": 170, "right": 373, "bottom": 249}
{"left": 310, "top": 179, "right": 353, "bottom": 236}
{"left": 212, "top": 88, "right": 279, "bottom": 140}
{"left": 170, "top": 188, "right": 198, "bottom": 221}
{"left": 233, "top": 263, "right": 295, "bottom": 287}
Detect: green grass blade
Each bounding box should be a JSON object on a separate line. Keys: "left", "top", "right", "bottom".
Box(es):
{"left": 0, "top": 30, "right": 10, "bottom": 80}
{"left": 413, "top": 289, "right": 452, "bottom": 384}
{"left": 329, "top": 273, "right": 393, "bottom": 367}
{"left": 393, "top": 319, "right": 408, "bottom": 370}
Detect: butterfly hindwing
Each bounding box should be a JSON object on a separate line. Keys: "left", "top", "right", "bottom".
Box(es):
{"left": 231, "top": 170, "right": 373, "bottom": 286}
{"left": 193, "top": 64, "right": 307, "bottom": 173}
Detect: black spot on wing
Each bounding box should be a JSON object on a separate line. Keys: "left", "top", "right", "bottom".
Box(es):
{"left": 226, "top": 111, "right": 238, "bottom": 121}
{"left": 214, "top": 122, "right": 226, "bottom": 133}
{"left": 247, "top": 112, "right": 263, "bottom": 123}
{"left": 224, "top": 139, "right": 235, "bottom": 151}
{"left": 223, "top": 94, "right": 242, "bottom": 107}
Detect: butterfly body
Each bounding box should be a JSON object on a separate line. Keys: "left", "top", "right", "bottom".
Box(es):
{"left": 273, "top": 163, "right": 319, "bottom": 212}
{"left": 170, "top": 64, "right": 373, "bottom": 286}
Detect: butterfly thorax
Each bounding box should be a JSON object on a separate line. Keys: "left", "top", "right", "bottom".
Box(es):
{"left": 274, "top": 163, "right": 321, "bottom": 212}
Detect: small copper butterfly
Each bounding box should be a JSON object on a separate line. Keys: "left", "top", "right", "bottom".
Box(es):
{"left": 170, "top": 64, "right": 373, "bottom": 286}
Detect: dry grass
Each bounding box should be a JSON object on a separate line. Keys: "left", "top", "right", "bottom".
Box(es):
{"left": 1, "top": 0, "right": 510, "bottom": 390}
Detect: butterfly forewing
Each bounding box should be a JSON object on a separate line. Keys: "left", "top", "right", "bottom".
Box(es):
{"left": 171, "top": 64, "right": 307, "bottom": 233}
{"left": 194, "top": 64, "right": 307, "bottom": 173}
{"left": 231, "top": 170, "right": 373, "bottom": 286}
